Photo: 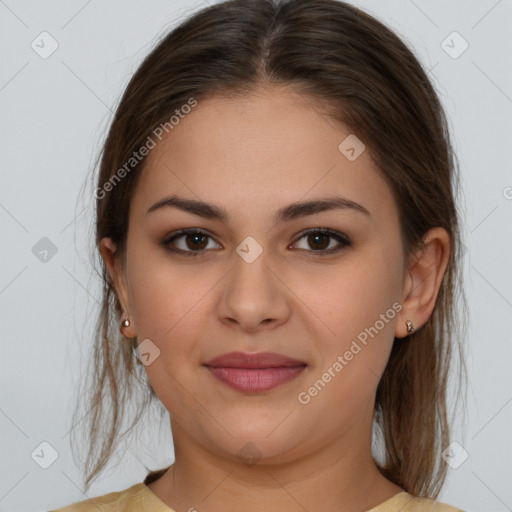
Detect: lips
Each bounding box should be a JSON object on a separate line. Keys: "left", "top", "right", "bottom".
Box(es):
{"left": 203, "top": 351, "right": 307, "bottom": 393}
{"left": 204, "top": 351, "right": 306, "bottom": 369}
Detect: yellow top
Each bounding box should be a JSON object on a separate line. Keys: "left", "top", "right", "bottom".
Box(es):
{"left": 51, "top": 481, "right": 465, "bottom": 512}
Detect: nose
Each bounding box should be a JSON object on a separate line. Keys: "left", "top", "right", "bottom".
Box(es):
{"left": 216, "top": 246, "right": 291, "bottom": 333}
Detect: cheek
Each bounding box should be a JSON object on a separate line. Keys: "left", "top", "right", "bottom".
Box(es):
{"left": 126, "top": 254, "right": 208, "bottom": 412}
{"left": 126, "top": 241, "right": 213, "bottom": 341}
{"left": 299, "top": 257, "right": 400, "bottom": 338}
{"left": 297, "top": 267, "right": 400, "bottom": 414}
{"left": 293, "top": 257, "right": 402, "bottom": 397}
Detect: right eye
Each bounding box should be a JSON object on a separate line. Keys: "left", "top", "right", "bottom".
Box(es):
{"left": 161, "top": 229, "right": 222, "bottom": 257}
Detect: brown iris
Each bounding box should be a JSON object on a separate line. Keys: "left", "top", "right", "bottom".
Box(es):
{"left": 307, "top": 233, "right": 330, "bottom": 251}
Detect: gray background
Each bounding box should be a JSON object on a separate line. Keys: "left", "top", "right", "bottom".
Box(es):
{"left": 1, "top": 1, "right": 511, "bottom": 511}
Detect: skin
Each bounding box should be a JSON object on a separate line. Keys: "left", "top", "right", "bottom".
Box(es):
{"left": 100, "top": 85, "right": 450, "bottom": 512}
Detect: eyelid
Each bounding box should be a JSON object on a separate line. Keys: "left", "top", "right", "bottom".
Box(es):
{"left": 292, "top": 227, "right": 350, "bottom": 244}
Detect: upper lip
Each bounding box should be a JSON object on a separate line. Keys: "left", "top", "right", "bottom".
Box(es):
{"left": 203, "top": 351, "right": 307, "bottom": 369}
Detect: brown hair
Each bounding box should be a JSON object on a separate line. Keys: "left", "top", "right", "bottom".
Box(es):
{"left": 72, "top": 0, "right": 468, "bottom": 497}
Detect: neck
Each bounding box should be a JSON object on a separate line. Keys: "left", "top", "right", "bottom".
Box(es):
{"left": 147, "top": 415, "right": 403, "bottom": 512}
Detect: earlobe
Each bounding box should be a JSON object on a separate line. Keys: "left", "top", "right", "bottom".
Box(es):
{"left": 99, "top": 237, "right": 136, "bottom": 337}
{"left": 395, "top": 227, "right": 451, "bottom": 339}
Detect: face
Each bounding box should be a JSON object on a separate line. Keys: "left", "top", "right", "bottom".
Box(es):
{"left": 103, "top": 86, "right": 410, "bottom": 465}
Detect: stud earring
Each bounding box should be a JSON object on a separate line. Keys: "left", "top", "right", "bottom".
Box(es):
{"left": 122, "top": 317, "right": 130, "bottom": 328}
{"left": 406, "top": 320, "right": 415, "bottom": 334}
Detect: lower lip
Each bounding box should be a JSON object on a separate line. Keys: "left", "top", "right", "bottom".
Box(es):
{"left": 205, "top": 365, "right": 307, "bottom": 393}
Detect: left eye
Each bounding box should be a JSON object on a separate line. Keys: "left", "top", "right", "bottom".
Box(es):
{"left": 292, "top": 229, "right": 350, "bottom": 253}
{"left": 162, "top": 228, "right": 350, "bottom": 256}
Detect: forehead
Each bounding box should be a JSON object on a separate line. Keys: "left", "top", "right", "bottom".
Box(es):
{"left": 131, "top": 87, "right": 398, "bottom": 228}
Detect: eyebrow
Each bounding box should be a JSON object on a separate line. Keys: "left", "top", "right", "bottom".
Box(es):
{"left": 146, "top": 194, "right": 371, "bottom": 223}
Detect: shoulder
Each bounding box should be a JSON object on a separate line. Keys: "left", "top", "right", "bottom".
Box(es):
{"left": 403, "top": 495, "right": 465, "bottom": 512}
{"left": 50, "top": 483, "right": 145, "bottom": 512}
{"left": 369, "top": 492, "right": 465, "bottom": 512}
{"left": 404, "top": 496, "right": 464, "bottom": 511}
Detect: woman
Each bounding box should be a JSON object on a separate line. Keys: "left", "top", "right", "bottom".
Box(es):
{"left": 52, "top": 0, "right": 467, "bottom": 510}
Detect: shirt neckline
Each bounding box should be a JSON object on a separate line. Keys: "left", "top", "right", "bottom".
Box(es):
{"left": 366, "top": 491, "right": 411, "bottom": 510}
{"left": 138, "top": 482, "right": 411, "bottom": 511}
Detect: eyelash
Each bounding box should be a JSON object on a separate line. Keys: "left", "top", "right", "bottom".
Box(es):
{"left": 161, "top": 228, "right": 351, "bottom": 258}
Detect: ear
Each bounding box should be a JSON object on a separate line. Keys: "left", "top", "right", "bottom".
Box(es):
{"left": 99, "top": 237, "right": 137, "bottom": 338}
{"left": 395, "top": 227, "right": 451, "bottom": 338}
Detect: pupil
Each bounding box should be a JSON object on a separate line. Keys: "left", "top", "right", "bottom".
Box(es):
{"left": 188, "top": 234, "right": 207, "bottom": 250}
{"left": 309, "top": 233, "right": 328, "bottom": 250}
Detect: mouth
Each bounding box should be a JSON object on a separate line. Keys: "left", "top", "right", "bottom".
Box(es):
{"left": 203, "top": 351, "right": 308, "bottom": 393}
